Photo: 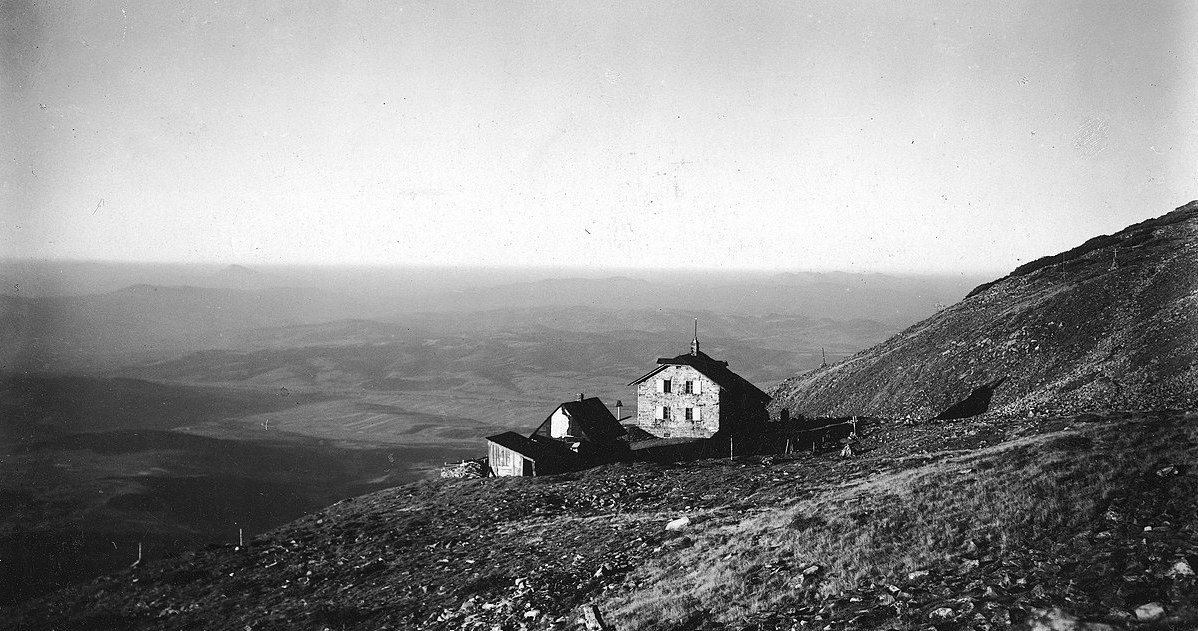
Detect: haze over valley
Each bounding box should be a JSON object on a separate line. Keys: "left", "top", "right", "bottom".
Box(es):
{"left": 0, "top": 261, "right": 984, "bottom": 602}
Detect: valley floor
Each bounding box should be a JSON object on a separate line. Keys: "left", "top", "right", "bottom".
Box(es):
{"left": 5, "top": 410, "right": 1195, "bottom": 631}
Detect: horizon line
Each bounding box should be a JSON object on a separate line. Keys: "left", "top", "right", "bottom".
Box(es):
{"left": 0, "top": 256, "right": 1006, "bottom": 278}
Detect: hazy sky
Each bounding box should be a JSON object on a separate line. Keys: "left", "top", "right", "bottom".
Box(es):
{"left": 3, "top": 1, "right": 1196, "bottom": 273}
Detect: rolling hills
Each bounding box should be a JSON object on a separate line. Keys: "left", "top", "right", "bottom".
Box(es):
{"left": 0, "top": 270, "right": 960, "bottom": 606}
{"left": 0, "top": 373, "right": 462, "bottom": 605}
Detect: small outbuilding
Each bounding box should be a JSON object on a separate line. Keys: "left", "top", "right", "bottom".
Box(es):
{"left": 485, "top": 432, "right": 577, "bottom": 477}
{"left": 486, "top": 395, "right": 628, "bottom": 476}
{"left": 531, "top": 395, "right": 629, "bottom": 463}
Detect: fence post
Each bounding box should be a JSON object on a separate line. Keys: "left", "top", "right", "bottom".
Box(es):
{"left": 582, "top": 604, "right": 611, "bottom": 630}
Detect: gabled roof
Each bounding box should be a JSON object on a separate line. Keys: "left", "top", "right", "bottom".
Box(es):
{"left": 539, "top": 397, "right": 626, "bottom": 443}
{"left": 627, "top": 350, "right": 771, "bottom": 402}
{"left": 485, "top": 432, "right": 577, "bottom": 463}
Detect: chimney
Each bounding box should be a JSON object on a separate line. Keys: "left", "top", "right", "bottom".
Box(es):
{"left": 579, "top": 392, "right": 585, "bottom": 402}
{"left": 615, "top": 400, "right": 623, "bottom": 420}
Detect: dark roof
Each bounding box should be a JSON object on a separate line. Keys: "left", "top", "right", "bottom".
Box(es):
{"left": 627, "top": 350, "right": 771, "bottom": 402}
{"left": 542, "top": 397, "right": 626, "bottom": 443}
{"left": 628, "top": 436, "right": 708, "bottom": 451}
{"left": 621, "top": 424, "right": 660, "bottom": 443}
{"left": 485, "top": 432, "right": 577, "bottom": 463}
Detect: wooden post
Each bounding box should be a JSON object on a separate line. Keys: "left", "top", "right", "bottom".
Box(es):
{"left": 582, "top": 604, "right": 611, "bottom": 630}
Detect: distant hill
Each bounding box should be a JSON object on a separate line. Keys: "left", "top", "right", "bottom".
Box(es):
{"left": 0, "top": 279, "right": 910, "bottom": 377}
{"left": 0, "top": 285, "right": 399, "bottom": 371}
{"left": 770, "top": 201, "right": 1198, "bottom": 419}
{"left": 413, "top": 272, "right": 982, "bottom": 325}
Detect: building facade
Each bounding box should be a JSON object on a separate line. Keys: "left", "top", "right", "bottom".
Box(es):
{"left": 627, "top": 334, "right": 771, "bottom": 440}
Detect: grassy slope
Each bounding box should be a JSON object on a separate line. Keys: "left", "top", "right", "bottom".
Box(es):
{"left": 606, "top": 413, "right": 1195, "bottom": 629}
{"left": 769, "top": 203, "right": 1198, "bottom": 420}
{"left": 0, "top": 373, "right": 477, "bottom": 606}
{"left": 7, "top": 410, "right": 1195, "bottom": 630}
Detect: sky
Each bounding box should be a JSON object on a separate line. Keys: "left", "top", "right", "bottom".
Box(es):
{"left": 3, "top": 1, "right": 1196, "bottom": 274}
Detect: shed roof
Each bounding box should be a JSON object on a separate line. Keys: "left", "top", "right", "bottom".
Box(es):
{"left": 541, "top": 397, "right": 626, "bottom": 443}
{"left": 485, "top": 432, "right": 577, "bottom": 463}
{"left": 627, "top": 350, "right": 771, "bottom": 402}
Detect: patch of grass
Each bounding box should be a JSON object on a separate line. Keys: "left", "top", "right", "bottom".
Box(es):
{"left": 604, "top": 415, "right": 1195, "bottom": 629}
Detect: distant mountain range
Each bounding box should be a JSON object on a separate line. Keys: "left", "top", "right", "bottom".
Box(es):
{"left": 0, "top": 285, "right": 400, "bottom": 371}
{"left": 770, "top": 201, "right": 1198, "bottom": 418}
{"left": 0, "top": 267, "right": 982, "bottom": 373}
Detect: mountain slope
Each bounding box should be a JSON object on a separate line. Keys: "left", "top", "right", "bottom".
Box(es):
{"left": 770, "top": 201, "right": 1198, "bottom": 419}
{"left": 5, "top": 411, "right": 1196, "bottom": 630}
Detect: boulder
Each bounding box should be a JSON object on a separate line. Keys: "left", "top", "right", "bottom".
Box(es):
{"left": 1134, "top": 602, "right": 1165, "bottom": 622}
{"left": 665, "top": 516, "right": 690, "bottom": 531}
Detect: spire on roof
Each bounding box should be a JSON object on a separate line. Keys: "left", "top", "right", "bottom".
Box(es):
{"left": 690, "top": 318, "right": 699, "bottom": 356}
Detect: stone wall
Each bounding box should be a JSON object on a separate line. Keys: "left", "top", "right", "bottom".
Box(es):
{"left": 440, "top": 459, "right": 486, "bottom": 479}
{"left": 633, "top": 365, "right": 721, "bottom": 438}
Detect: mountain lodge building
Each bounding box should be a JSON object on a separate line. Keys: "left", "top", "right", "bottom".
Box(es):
{"left": 626, "top": 329, "right": 771, "bottom": 440}
{"left": 479, "top": 326, "right": 772, "bottom": 476}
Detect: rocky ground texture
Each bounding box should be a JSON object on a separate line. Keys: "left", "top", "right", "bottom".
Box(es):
{"left": 5, "top": 409, "right": 1195, "bottom": 630}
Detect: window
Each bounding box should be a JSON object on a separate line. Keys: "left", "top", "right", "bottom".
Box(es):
{"left": 684, "top": 380, "right": 694, "bottom": 394}
{"left": 662, "top": 406, "right": 671, "bottom": 420}
{"left": 684, "top": 407, "right": 693, "bottom": 421}
{"left": 663, "top": 379, "right": 672, "bottom": 393}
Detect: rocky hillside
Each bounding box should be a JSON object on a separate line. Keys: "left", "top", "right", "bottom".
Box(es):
{"left": 771, "top": 202, "right": 1198, "bottom": 419}
{"left": 5, "top": 411, "right": 1196, "bottom": 630}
